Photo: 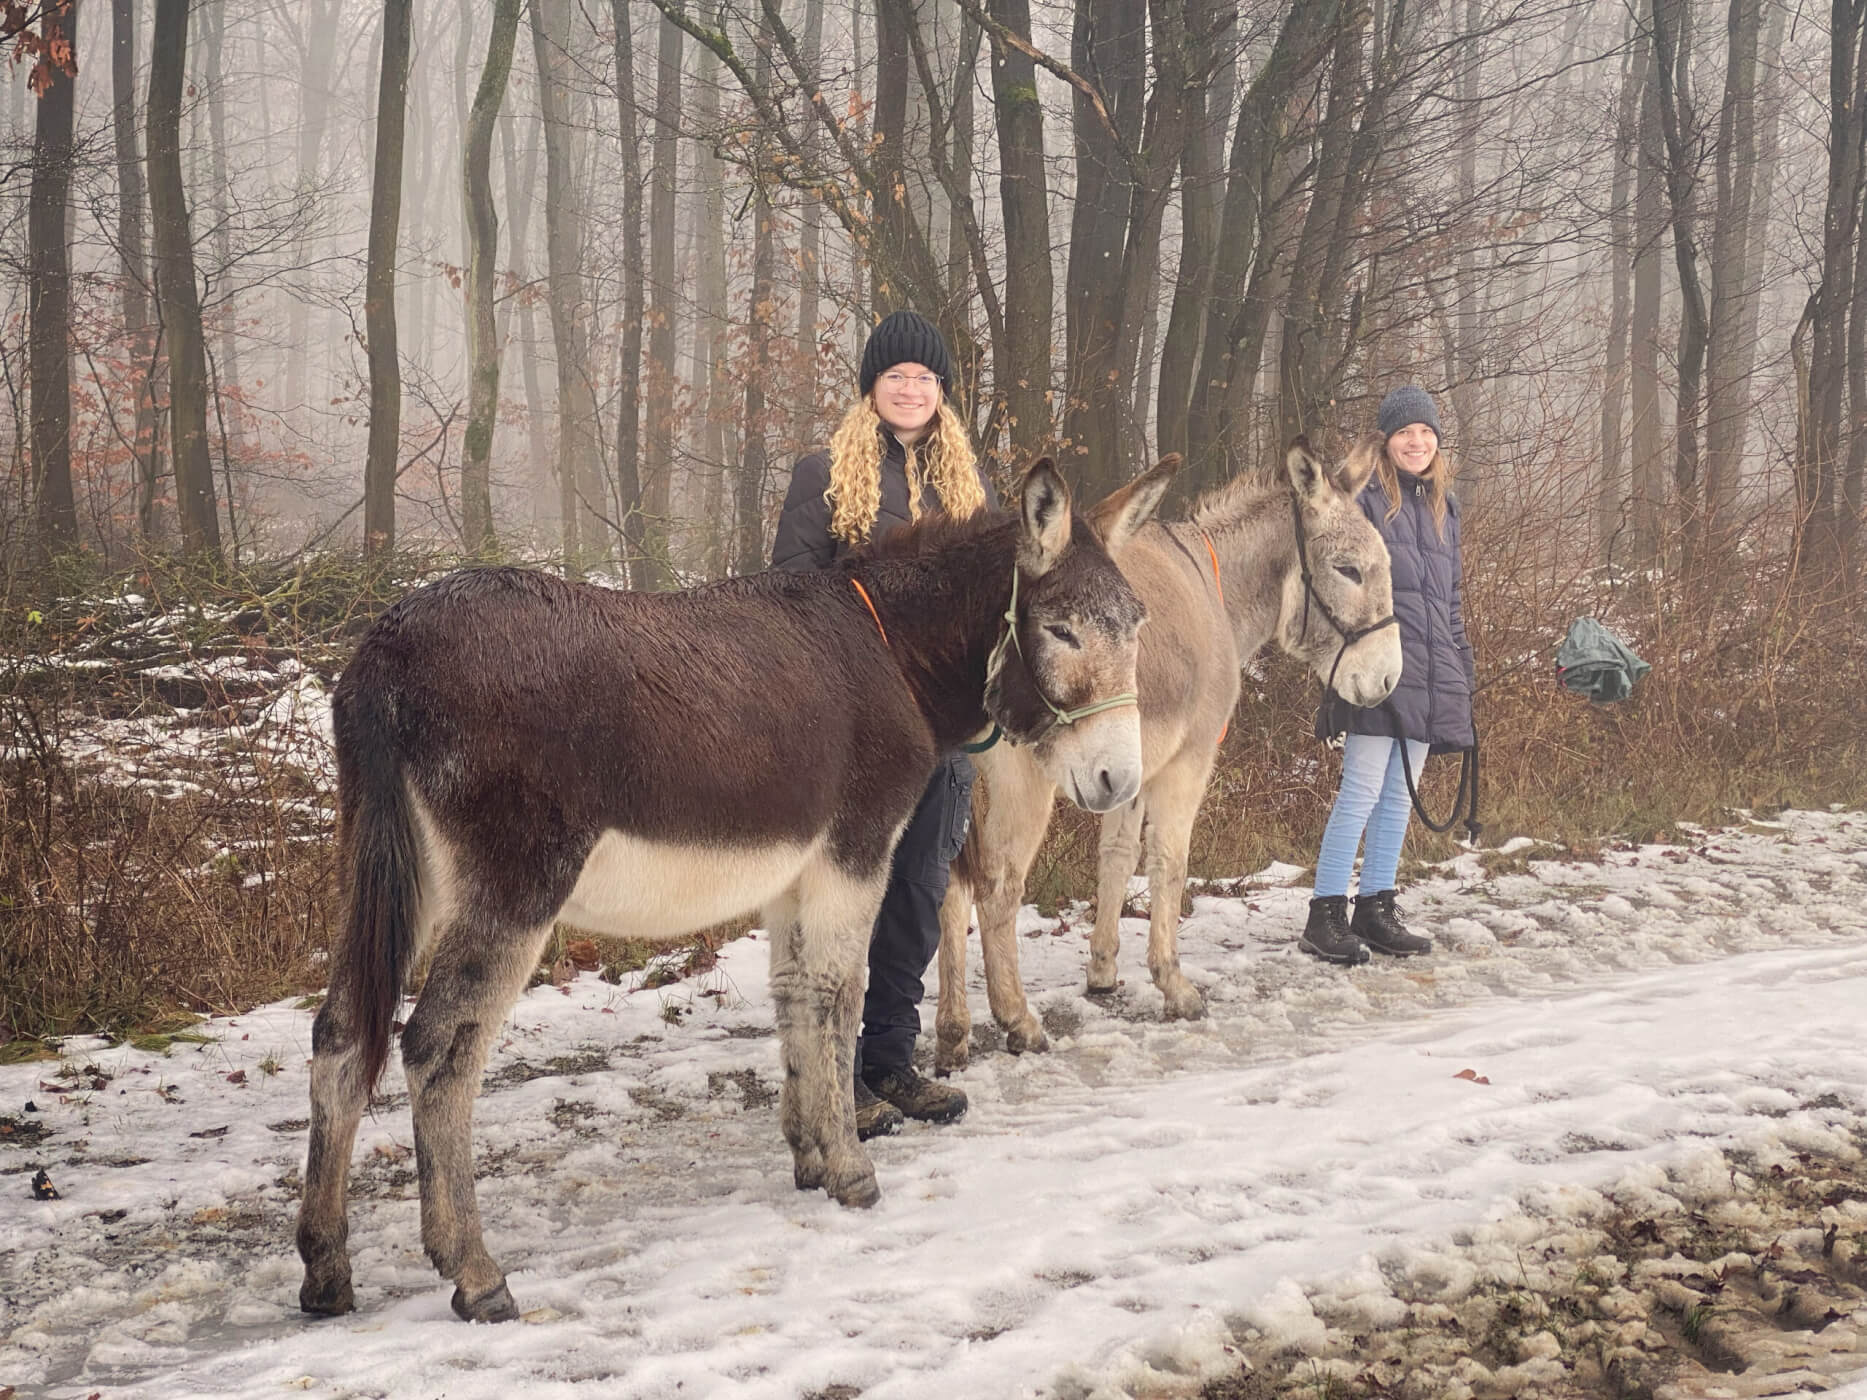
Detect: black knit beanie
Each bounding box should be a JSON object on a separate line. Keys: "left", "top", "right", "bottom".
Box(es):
{"left": 1376, "top": 384, "right": 1442, "bottom": 441}
{"left": 859, "top": 310, "right": 953, "bottom": 396}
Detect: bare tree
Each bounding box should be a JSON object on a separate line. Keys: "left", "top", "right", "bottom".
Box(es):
{"left": 149, "top": 0, "right": 221, "bottom": 559}
{"left": 1599, "top": 16, "right": 1648, "bottom": 566}
{"left": 362, "top": 0, "right": 414, "bottom": 556}
{"left": 609, "top": 0, "right": 648, "bottom": 582}
{"left": 461, "top": 0, "right": 523, "bottom": 554}
{"left": 111, "top": 0, "right": 163, "bottom": 541}
{"left": 984, "top": 0, "right": 1053, "bottom": 461}
{"left": 1629, "top": 3, "right": 1666, "bottom": 568}
{"left": 642, "top": 11, "right": 682, "bottom": 588}
{"left": 28, "top": 0, "right": 77, "bottom": 555}
{"left": 530, "top": 0, "right": 606, "bottom": 569}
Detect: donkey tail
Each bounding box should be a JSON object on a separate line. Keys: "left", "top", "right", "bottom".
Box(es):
{"left": 331, "top": 679, "right": 421, "bottom": 1097}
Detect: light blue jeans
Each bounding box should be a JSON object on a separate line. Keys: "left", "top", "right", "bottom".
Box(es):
{"left": 1313, "top": 733, "right": 1430, "bottom": 899}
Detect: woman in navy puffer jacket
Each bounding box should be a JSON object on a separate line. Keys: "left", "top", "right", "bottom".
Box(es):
{"left": 1301, "top": 385, "right": 1476, "bottom": 966}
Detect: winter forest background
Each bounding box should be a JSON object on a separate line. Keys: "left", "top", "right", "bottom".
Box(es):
{"left": 9, "top": 0, "right": 1867, "bottom": 582}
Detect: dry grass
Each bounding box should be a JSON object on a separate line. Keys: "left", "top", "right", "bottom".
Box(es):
{"left": 5, "top": 513, "right": 1865, "bottom": 1042}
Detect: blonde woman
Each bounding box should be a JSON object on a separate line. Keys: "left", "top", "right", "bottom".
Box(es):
{"left": 1303, "top": 385, "right": 1477, "bottom": 966}
{"left": 770, "top": 310, "right": 993, "bottom": 1138}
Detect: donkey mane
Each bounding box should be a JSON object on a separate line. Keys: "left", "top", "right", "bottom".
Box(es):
{"left": 847, "top": 504, "right": 1011, "bottom": 563}
{"left": 1184, "top": 470, "right": 1288, "bottom": 535}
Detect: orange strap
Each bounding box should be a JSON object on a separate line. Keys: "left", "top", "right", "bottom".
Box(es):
{"left": 1204, "top": 533, "right": 1230, "bottom": 748}
{"left": 850, "top": 578, "right": 889, "bottom": 646}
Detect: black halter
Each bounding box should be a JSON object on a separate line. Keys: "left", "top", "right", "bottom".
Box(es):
{"left": 1290, "top": 496, "right": 1398, "bottom": 696}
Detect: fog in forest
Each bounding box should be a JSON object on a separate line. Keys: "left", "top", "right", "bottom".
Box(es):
{"left": 2, "top": 0, "right": 1862, "bottom": 588}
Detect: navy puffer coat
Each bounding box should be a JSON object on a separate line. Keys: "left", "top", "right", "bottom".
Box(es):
{"left": 1316, "top": 470, "right": 1476, "bottom": 754}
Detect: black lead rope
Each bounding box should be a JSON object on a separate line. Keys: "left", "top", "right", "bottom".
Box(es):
{"left": 1386, "top": 707, "right": 1483, "bottom": 844}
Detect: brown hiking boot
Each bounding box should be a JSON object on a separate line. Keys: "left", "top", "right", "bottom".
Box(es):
{"left": 1299, "top": 895, "right": 1370, "bottom": 966}
{"left": 1351, "top": 890, "right": 1433, "bottom": 957}
{"left": 854, "top": 1076, "right": 905, "bottom": 1140}
{"left": 863, "top": 1065, "right": 969, "bottom": 1124}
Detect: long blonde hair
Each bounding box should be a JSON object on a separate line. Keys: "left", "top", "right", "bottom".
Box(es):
{"left": 824, "top": 395, "right": 985, "bottom": 544}
{"left": 1360, "top": 432, "right": 1457, "bottom": 540}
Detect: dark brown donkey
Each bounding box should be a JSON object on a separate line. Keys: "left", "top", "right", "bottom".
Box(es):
{"left": 296, "top": 458, "right": 1176, "bottom": 1324}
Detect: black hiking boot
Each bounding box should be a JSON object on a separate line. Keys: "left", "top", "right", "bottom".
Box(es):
{"left": 1351, "top": 890, "right": 1433, "bottom": 957}
{"left": 854, "top": 1076, "right": 904, "bottom": 1141}
{"left": 863, "top": 1064, "right": 969, "bottom": 1124}
{"left": 1299, "top": 895, "right": 1370, "bottom": 966}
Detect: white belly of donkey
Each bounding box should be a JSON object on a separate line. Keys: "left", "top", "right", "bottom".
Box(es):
{"left": 556, "top": 830, "right": 817, "bottom": 940}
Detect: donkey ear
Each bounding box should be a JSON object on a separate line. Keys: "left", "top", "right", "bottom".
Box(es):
{"left": 1334, "top": 432, "right": 1385, "bottom": 497}
{"left": 1088, "top": 454, "right": 1180, "bottom": 556}
{"left": 1018, "top": 458, "right": 1073, "bottom": 577}
{"left": 1284, "top": 437, "right": 1330, "bottom": 506}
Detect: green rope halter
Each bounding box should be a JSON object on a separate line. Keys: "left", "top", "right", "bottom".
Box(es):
{"left": 985, "top": 563, "right": 1139, "bottom": 737}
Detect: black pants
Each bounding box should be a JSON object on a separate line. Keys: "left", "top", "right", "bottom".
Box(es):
{"left": 855, "top": 754, "right": 975, "bottom": 1077}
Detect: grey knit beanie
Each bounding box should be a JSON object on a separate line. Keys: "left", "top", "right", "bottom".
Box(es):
{"left": 859, "top": 310, "right": 953, "bottom": 396}
{"left": 1376, "top": 384, "right": 1441, "bottom": 441}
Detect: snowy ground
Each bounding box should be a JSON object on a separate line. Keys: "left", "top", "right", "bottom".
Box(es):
{"left": 4, "top": 809, "right": 1867, "bottom": 1399}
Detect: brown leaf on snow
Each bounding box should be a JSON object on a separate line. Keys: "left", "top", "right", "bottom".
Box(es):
{"left": 550, "top": 954, "right": 577, "bottom": 987}
{"left": 1453, "top": 1068, "right": 1492, "bottom": 1085}
{"left": 566, "top": 939, "right": 602, "bottom": 971}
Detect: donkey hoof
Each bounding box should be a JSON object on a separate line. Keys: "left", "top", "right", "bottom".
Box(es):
{"left": 298, "top": 1272, "right": 355, "bottom": 1317}
{"left": 934, "top": 1029, "right": 970, "bottom": 1076}
{"left": 1161, "top": 986, "right": 1206, "bottom": 1021}
{"left": 829, "top": 1173, "right": 881, "bottom": 1210}
{"left": 1005, "top": 1021, "right": 1050, "bottom": 1056}
{"left": 451, "top": 1280, "right": 520, "bottom": 1324}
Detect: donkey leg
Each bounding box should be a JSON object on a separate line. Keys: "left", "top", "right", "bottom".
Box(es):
{"left": 763, "top": 892, "right": 829, "bottom": 1191}
{"left": 1140, "top": 755, "right": 1213, "bottom": 1021}
{"left": 401, "top": 917, "right": 552, "bottom": 1323}
{"left": 1087, "top": 797, "right": 1146, "bottom": 994}
{"left": 773, "top": 869, "right": 879, "bottom": 1208}
{"left": 976, "top": 777, "right": 1054, "bottom": 1055}
{"left": 296, "top": 976, "right": 377, "bottom": 1315}
{"left": 933, "top": 866, "right": 975, "bottom": 1075}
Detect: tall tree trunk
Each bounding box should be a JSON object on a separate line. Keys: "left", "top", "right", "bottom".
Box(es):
{"left": 610, "top": 0, "right": 648, "bottom": 583}
{"left": 499, "top": 104, "right": 555, "bottom": 522}
{"left": 202, "top": 0, "right": 242, "bottom": 464}
{"left": 1155, "top": 0, "right": 1232, "bottom": 463}
{"left": 285, "top": 1, "right": 340, "bottom": 419}
{"left": 642, "top": 13, "right": 682, "bottom": 588}
{"left": 531, "top": 0, "right": 606, "bottom": 570}
{"left": 872, "top": 0, "right": 911, "bottom": 309}
{"left": 461, "top": 0, "right": 522, "bottom": 553}
{"left": 1651, "top": 0, "right": 1709, "bottom": 566}
{"left": 792, "top": 0, "right": 825, "bottom": 454}
{"left": 985, "top": 0, "right": 1054, "bottom": 461}
{"left": 1062, "top": 0, "right": 1146, "bottom": 495}
{"left": 1187, "top": 0, "right": 1341, "bottom": 483}
{"left": 112, "top": 0, "right": 164, "bottom": 541}
{"left": 1801, "top": 0, "right": 1867, "bottom": 574}
{"left": 362, "top": 0, "right": 414, "bottom": 556}
{"left": 739, "top": 19, "right": 777, "bottom": 576}
{"left": 1276, "top": 13, "right": 1363, "bottom": 447}
{"left": 29, "top": 0, "right": 79, "bottom": 555}
{"left": 149, "top": 0, "right": 222, "bottom": 559}
{"left": 1449, "top": 0, "right": 1484, "bottom": 511}
{"left": 693, "top": 4, "right": 732, "bottom": 578}
{"left": 1629, "top": 4, "right": 1668, "bottom": 569}
{"left": 1599, "top": 17, "right": 1647, "bottom": 566}
{"left": 1702, "top": 0, "right": 1762, "bottom": 536}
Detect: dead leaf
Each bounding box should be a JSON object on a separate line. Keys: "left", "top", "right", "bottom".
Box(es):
{"left": 189, "top": 1125, "right": 229, "bottom": 1139}
{"left": 225, "top": 1070, "right": 247, "bottom": 1085}
{"left": 550, "top": 954, "right": 577, "bottom": 988}
{"left": 1453, "top": 1068, "right": 1492, "bottom": 1085}
{"left": 566, "top": 939, "right": 602, "bottom": 971}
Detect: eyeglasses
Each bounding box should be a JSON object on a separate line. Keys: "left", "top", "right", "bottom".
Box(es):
{"left": 879, "top": 372, "right": 939, "bottom": 389}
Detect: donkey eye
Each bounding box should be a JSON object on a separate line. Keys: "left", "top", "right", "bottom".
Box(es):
{"left": 1334, "top": 564, "right": 1363, "bottom": 586}
{"left": 1045, "top": 623, "right": 1080, "bottom": 648}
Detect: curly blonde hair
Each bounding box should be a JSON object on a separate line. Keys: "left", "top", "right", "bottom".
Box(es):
{"left": 824, "top": 394, "right": 985, "bottom": 544}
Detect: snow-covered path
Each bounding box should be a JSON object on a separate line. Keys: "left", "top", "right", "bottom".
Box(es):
{"left": 4, "top": 810, "right": 1866, "bottom": 1399}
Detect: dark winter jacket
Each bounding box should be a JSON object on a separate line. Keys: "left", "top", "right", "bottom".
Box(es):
{"left": 770, "top": 431, "right": 997, "bottom": 572}
{"left": 1317, "top": 470, "right": 1476, "bottom": 754}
